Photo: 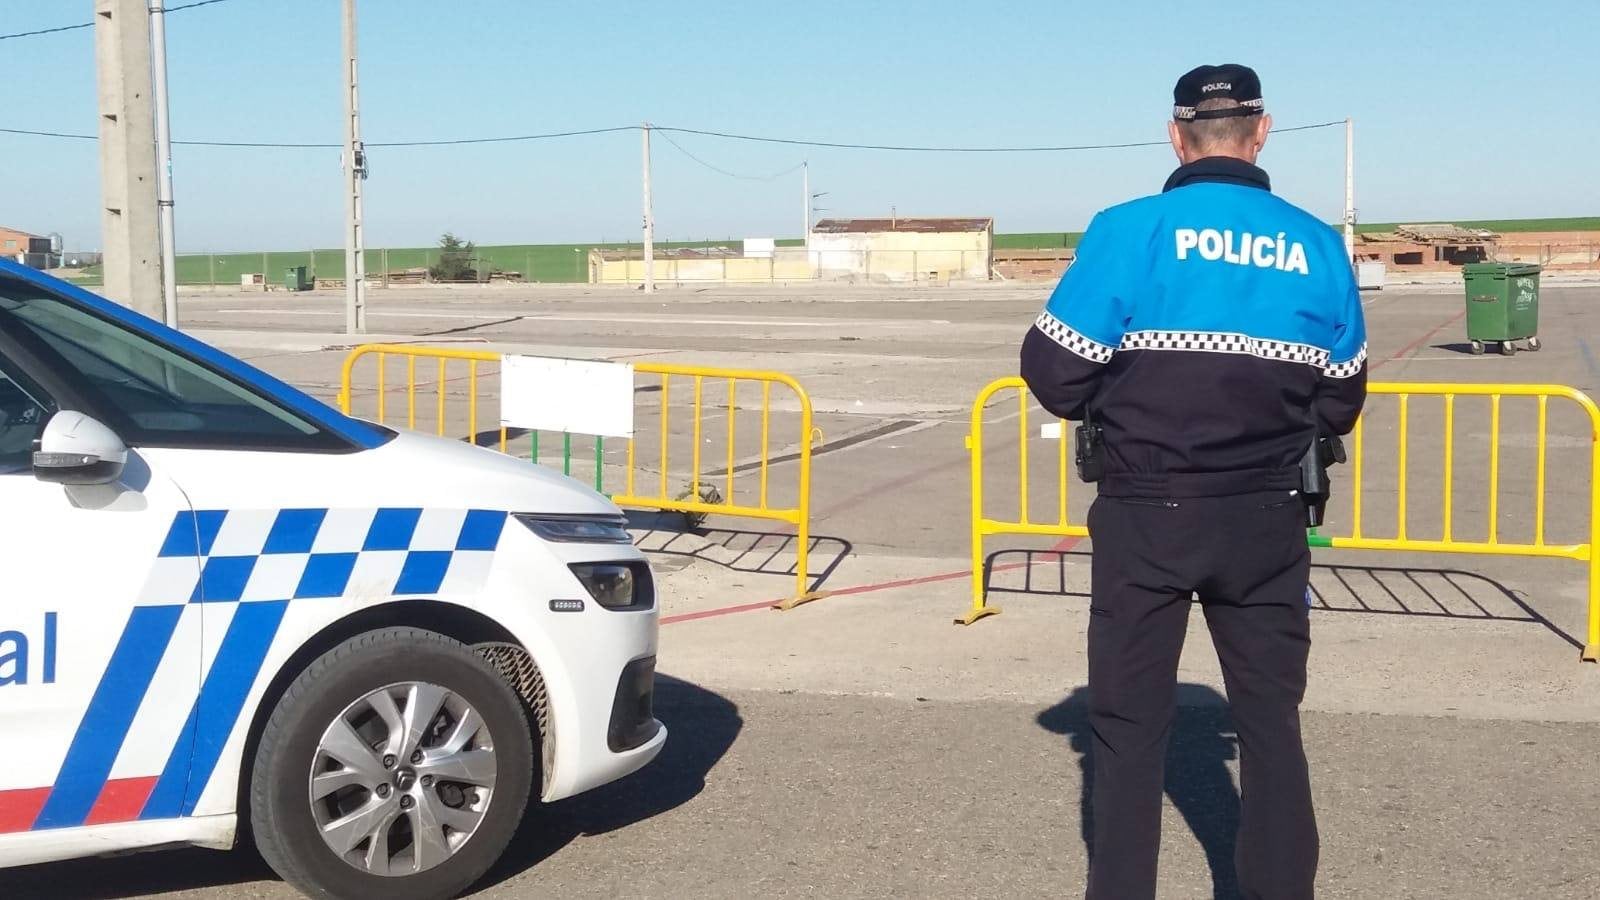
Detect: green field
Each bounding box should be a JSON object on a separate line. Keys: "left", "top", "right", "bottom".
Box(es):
{"left": 994, "top": 232, "right": 1086, "bottom": 249}
{"left": 63, "top": 239, "right": 807, "bottom": 287}
{"left": 58, "top": 217, "right": 1596, "bottom": 287}
{"left": 1368, "top": 216, "right": 1599, "bottom": 234}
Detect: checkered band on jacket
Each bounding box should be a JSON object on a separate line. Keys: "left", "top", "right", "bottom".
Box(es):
{"left": 1034, "top": 317, "right": 1366, "bottom": 379}
{"left": 1034, "top": 311, "right": 1116, "bottom": 364}
{"left": 1321, "top": 343, "right": 1368, "bottom": 379}
{"left": 1118, "top": 330, "right": 1331, "bottom": 367}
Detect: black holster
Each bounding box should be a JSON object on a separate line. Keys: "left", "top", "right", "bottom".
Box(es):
{"left": 1299, "top": 432, "right": 1346, "bottom": 527}
{"left": 1076, "top": 414, "right": 1105, "bottom": 483}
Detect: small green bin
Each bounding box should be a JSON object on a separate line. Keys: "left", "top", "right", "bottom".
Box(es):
{"left": 1461, "top": 262, "right": 1540, "bottom": 355}
{"left": 282, "top": 265, "right": 311, "bottom": 292}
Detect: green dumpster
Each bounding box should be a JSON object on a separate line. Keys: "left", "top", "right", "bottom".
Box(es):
{"left": 1462, "top": 262, "right": 1540, "bottom": 356}
{"left": 282, "top": 265, "right": 311, "bottom": 292}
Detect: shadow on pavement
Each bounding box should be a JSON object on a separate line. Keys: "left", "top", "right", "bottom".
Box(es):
{"left": 629, "top": 511, "right": 852, "bottom": 594}
{"left": 474, "top": 673, "right": 741, "bottom": 890}
{"left": 984, "top": 548, "right": 1583, "bottom": 650}
{"left": 0, "top": 834, "right": 277, "bottom": 899}
{"left": 1038, "top": 684, "right": 1242, "bottom": 900}
{"left": 0, "top": 675, "right": 741, "bottom": 900}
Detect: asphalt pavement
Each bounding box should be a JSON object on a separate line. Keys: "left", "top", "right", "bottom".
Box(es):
{"left": 6, "top": 681, "right": 1597, "bottom": 899}
{"left": 6, "top": 279, "right": 1600, "bottom": 898}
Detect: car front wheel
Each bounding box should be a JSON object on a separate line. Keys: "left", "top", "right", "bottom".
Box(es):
{"left": 250, "top": 628, "right": 534, "bottom": 900}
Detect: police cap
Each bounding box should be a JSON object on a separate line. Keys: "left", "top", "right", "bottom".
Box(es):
{"left": 1173, "top": 64, "right": 1265, "bottom": 121}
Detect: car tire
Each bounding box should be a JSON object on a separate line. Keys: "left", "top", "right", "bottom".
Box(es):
{"left": 250, "top": 628, "right": 534, "bottom": 900}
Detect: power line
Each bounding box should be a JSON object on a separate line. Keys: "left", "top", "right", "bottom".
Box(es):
{"left": 655, "top": 129, "right": 805, "bottom": 181}
{"left": 0, "top": 0, "right": 246, "bottom": 42}
{"left": 652, "top": 121, "right": 1346, "bottom": 152}
{"left": 165, "top": 0, "right": 246, "bottom": 13}
{"left": 0, "top": 124, "right": 635, "bottom": 149}
{"left": 0, "top": 21, "right": 93, "bottom": 42}
{"left": 0, "top": 120, "right": 1347, "bottom": 152}
{"left": 369, "top": 125, "right": 637, "bottom": 148}
{"left": 0, "top": 127, "right": 98, "bottom": 142}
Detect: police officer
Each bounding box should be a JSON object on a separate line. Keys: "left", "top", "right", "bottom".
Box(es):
{"left": 1020, "top": 64, "right": 1367, "bottom": 900}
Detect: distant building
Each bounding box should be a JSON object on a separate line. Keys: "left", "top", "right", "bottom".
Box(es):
{"left": 588, "top": 245, "right": 812, "bottom": 285}
{"left": 810, "top": 217, "right": 993, "bottom": 283}
{"left": 0, "top": 225, "right": 60, "bottom": 269}
{"left": 584, "top": 217, "right": 998, "bottom": 285}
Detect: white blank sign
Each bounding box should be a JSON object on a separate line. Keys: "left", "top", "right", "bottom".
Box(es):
{"left": 500, "top": 355, "right": 634, "bottom": 438}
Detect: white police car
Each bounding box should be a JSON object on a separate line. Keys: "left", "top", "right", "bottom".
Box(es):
{"left": 0, "top": 259, "right": 665, "bottom": 898}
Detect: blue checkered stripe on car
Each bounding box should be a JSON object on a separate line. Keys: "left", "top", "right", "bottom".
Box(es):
{"left": 139, "top": 508, "right": 509, "bottom": 605}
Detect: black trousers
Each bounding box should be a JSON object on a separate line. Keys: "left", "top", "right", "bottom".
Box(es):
{"left": 1084, "top": 491, "right": 1318, "bottom": 900}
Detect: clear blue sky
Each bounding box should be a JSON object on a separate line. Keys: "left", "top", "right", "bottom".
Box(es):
{"left": 3, "top": 0, "right": 1596, "bottom": 252}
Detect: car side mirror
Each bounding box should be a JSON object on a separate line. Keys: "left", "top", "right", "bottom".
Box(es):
{"left": 33, "top": 411, "right": 128, "bottom": 485}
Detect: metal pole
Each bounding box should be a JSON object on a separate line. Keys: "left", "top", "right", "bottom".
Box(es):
{"left": 147, "top": 1, "right": 178, "bottom": 327}
{"left": 1343, "top": 117, "right": 1355, "bottom": 263}
{"left": 642, "top": 122, "right": 655, "bottom": 294}
{"left": 802, "top": 161, "right": 809, "bottom": 249}
{"left": 342, "top": 0, "right": 367, "bottom": 332}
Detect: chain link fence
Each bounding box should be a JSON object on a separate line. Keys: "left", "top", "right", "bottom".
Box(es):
{"left": 57, "top": 239, "right": 797, "bottom": 289}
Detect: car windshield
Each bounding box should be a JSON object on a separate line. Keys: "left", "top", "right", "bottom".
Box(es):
{"left": 0, "top": 281, "right": 333, "bottom": 449}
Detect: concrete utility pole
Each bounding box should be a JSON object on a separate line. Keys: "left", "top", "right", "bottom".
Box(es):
{"left": 342, "top": 0, "right": 367, "bottom": 333}
{"left": 148, "top": 0, "right": 178, "bottom": 327}
{"left": 1343, "top": 117, "right": 1355, "bottom": 263}
{"left": 641, "top": 122, "right": 655, "bottom": 294}
{"left": 802, "top": 161, "right": 809, "bottom": 249}
{"left": 94, "top": 0, "right": 162, "bottom": 318}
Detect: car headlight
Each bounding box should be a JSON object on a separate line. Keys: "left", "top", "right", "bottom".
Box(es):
{"left": 569, "top": 562, "right": 654, "bottom": 610}
{"left": 515, "top": 513, "right": 632, "bottom": 544}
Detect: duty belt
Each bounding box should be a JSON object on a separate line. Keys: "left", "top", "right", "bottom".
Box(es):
{"left": 1097, "top": 466, "right": 1301, "bottom": 499}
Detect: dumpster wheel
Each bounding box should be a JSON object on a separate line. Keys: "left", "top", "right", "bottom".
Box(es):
{"left": 1499, "top": 340, "right": 1518, "bottom": 356}
{"left": 1527, "top": 336, "right": 1542, "bottom": 351}
{"left": 1470, "top": 340, "right": 1486, "bottom": 355}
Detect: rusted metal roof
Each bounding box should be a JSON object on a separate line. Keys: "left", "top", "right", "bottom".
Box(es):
{"left": 1397, "top": 224, "right": 1498, "bottom": 242}
{"left": 811, "top": 217, "right": 993, "bottom": 234}
{"left": 1359, "top": 224, "right": 1498, "bottom": 245}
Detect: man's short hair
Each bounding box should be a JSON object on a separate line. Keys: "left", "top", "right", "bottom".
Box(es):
{"left": 1174, "top": 99, "right": 1260, "bottom": 154}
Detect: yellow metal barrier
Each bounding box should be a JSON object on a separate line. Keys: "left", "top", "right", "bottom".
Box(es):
{"left": 339, "top": 345, "right": 827, "bottom": 608}
{"left": 962, "top": 377, "right": 1088, "bottom": 625}
{"left": 963, "top": 377, "right": 1600, "bottom": 663}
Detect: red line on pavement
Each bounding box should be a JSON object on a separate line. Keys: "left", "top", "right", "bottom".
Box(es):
{"left": 1372, "top": 308, "right": 1466, "bottom": 372}
{"left": 663, "top": 535, "right": 1087, "bottom": 625}
{"left": 660, "top": 598, "right": 779, "bottom": 625}
{"left": 826, "top": 567, "right": 973, "bottom": 598}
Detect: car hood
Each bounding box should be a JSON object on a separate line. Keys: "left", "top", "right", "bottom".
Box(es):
{"left": 366, "top": 428, "right": 620, "bottom": 517}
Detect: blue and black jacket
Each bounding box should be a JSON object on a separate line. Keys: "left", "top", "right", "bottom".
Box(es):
{"left": 1020, "top": 157, "right": 1368, "bottom": 497}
